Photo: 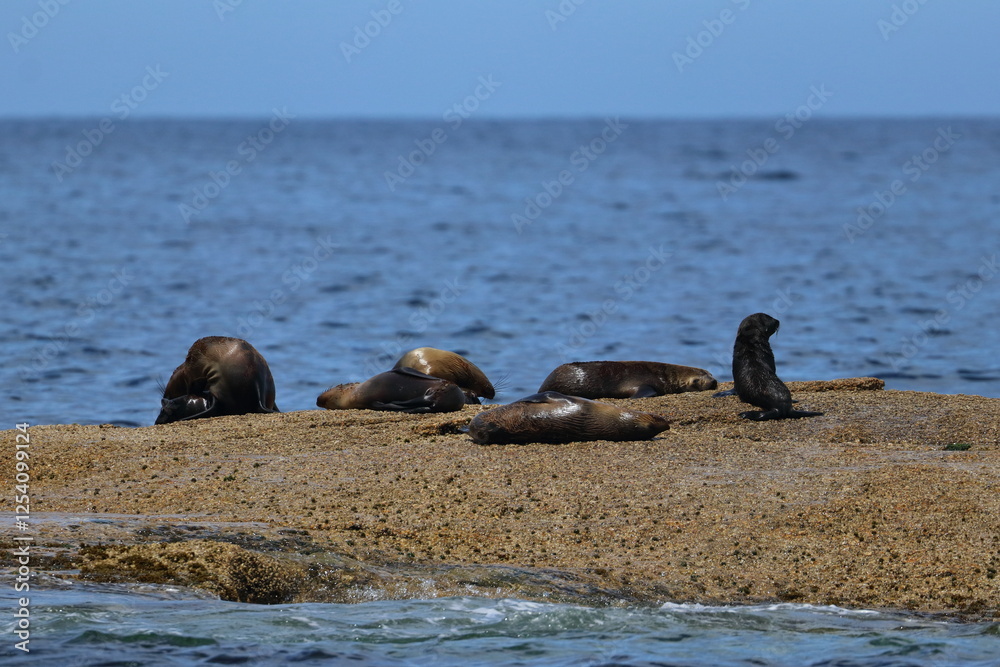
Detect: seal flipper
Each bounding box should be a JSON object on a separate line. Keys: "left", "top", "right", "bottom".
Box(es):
{"left": 516, "top": 391, "right": 575, "bottom": 404}
{"left": 713, "top": 389, "right": 738, "bottom": 398}
{"left": 370, "top": 398, "right": 434, "bottom": 413}
{"left": 391, "top": 366, "right": 442, "bottom": 381}
{"left": 739, "top": 407, "right": 822, "bottom": 420}
{"left": 739, "top": 409, "right": 780, "bottom": 421}
{"left": 178, "top": 394, "right": 218, "bottom": 421}
{"left": 630, "top": 385, "right": 661, "bottom": 398}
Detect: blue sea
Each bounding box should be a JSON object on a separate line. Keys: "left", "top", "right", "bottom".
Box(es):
{"left": 3, "top": 117, "right": 1000, "bottom": 663}
{"left": 3, "top": 582, "right": 999, "bottom": 666}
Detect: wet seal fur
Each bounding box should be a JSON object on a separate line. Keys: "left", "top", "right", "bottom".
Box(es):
{"left": 539, "top": 360, "right": 717, "bottom": 398}
{"left": 156, "top": 336, "right": 279, "bottom": 425}
{"left": 467, "top": 391, "right": 670, "bottom": 445}
{"left": 727, "top": 313, "right": 823, "bottom": 421}
{"left": 392, "top": 347, "right": 495, "bottom": 404}
{"left": 317, "top": 367, "right": 466, "bottom": 413}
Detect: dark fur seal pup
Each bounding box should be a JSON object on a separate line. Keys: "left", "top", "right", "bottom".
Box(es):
{"left": 538, "top": 360, "right": 717, "bottom": 398}
{"left": 156, "top": 336, "right": 279, "bottom": 425}
{"left": 467, "top": 391, "right": 670, "bottom": 445}
{"left": 392, "top": 347, "right": 495, "bottom": 403}
{"left": 317, "top": 367, "right": 466, "bottom": 413}
{"left": 729, "top": 313, "right": 823, "bottom": 421}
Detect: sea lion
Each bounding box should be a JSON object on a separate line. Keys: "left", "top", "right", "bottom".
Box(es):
{"left": 729, "top": 313, "right": 823, "bottom": 421}
{"left": 392, "top": 347, "right": 495, "bottom": 403}
{"left": 467, "top": 391, "right": 670, "bottom": 445}
{"left": 155, "top": 336, "right": 279, "bottom": 425}
{"left": 317, "top": 367, "right": 466, "bottom": 413}
{"left": 538, "top": 361, "right": 717, "bottom": 398}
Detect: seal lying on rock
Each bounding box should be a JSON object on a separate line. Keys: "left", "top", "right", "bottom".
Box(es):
{"left": 539, "top": 361, "right": 717, "bottom": 398}
{"left": 156, "top": 336, "right": 279, "bottom": 425}
{"left": 317, "top": 367, "right": 466, "bottom": 413}
{"left": 392, "top": 347, "right": 495, "bottom": 404}
{"left": 728, "top": 313, "right": 823, "bottom": 421}
{"left": 467, "top": 391, "right": 670, "bottom": 445}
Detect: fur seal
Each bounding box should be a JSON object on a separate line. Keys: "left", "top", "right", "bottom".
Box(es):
{"left": 729, "top": 313, "right": 823, "bottom": 421}
{"left": 538, "top": 361, "right": 717, "bottom": 398}
{"left": 467, "top": 391, "right": 670, "bottom": 445}
{"left": 317, "top": 367, "right": 466, "bottom": 413}
{"left": 156, "top": 336, "right": 279, "bottom": 425}
{"left": 392, "top": 347, "right": 495, "bottom": 403}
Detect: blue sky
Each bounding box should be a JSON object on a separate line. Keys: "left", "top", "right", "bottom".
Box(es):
{"left": 3, "top": 0, "right": 999, "bottom": 118}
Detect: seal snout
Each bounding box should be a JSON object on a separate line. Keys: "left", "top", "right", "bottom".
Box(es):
{"left": 692, "top": 374, "right": 718, "bottom": 391}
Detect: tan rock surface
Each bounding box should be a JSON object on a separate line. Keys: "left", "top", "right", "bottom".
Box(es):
{"left": 6, "top": 379, "right": 999, "bottom": 617}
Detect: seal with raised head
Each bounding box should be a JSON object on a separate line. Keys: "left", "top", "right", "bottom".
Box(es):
{"left": 317, "top": 367, "right": 466, "bottom": 413}
{"left": 156, "top": 336, "right": 279, "bottom": 425}
{"left": 466, "top": 391, "right": 670, "bottom": 445}
{"left": 392, "top": 347, "right": 495, "bottom": 404}
{"left": 729, "top": 313, "right": 823, "bottom": 421}
{"left": 538, "top": 360, "right": 717, "bottom": 399}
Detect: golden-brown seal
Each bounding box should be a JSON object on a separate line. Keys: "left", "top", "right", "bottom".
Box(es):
{"left": 538, "top": 361, "right": 717, "bottom": 399}
{"left": 467, "top": 391, "right": 670, "bottom": 445}
{"left": 317, "top": 367, "right": 466, "bottom": 413}
{"left": 392, "top": 347, "right": 495, "bottom": 403}
{"left": 729, "top": 313, "right": 823, "bottom": 421}
{"left": 156, "top": 336, "right": 279, "bottom": 425}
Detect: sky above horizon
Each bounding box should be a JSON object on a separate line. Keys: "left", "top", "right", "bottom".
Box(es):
{"left": 3, "top": 0, "right": 999, "bottom": 119}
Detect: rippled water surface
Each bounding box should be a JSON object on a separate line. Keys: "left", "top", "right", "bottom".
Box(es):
{"left": 4, "top": 584, "right": 999, "bottom": 666}
{"left": 4, "top": 118, "right": 1000, "bottom": 426}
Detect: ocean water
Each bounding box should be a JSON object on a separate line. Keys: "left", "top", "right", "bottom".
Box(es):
{"left": 4, "top": 583, "right": 999, "bottom": 666}
{"left": 4, "top": 118, "right": 1000, "bottom": 661}
{"left": 4, "top": 118, "right": 1000, "bottom": 427}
